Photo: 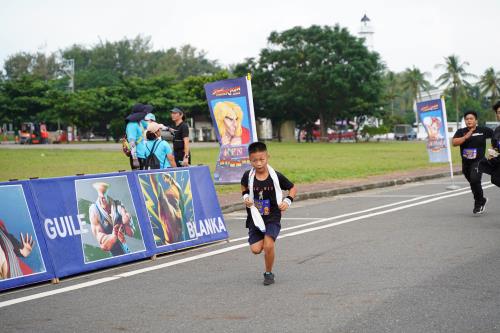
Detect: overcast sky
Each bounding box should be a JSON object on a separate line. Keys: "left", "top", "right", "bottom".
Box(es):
{"left": 1, "top": 0, "right": 498, "bottom": 83}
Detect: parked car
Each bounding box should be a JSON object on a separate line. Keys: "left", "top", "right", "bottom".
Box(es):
{"left": 394, "top": 124, "right": 417, "bottom": 140}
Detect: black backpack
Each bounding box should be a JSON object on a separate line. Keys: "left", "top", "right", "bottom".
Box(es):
{"left": 144, "top": 140, "right": 162, "bottom": 170}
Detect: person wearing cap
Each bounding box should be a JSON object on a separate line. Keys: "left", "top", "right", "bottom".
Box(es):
{"left": 452, "top": 110, "right": 493, "bottom": 215}
{"left": 145, "top": 122, "right": 177, "bottom": 169}
{"left": 125, "top": 103, "right": 148, "bottom": 170}
{"left": 479, "top": 101, "right": 500, "bottom": 189}
{"left": 145, "top": 112, "right": 175, "bottom": 133}
{"left": 88, "top": 182, "right": 134, "bottom": 256}
{"left": 170, "top": 107, "right": 190, "bottom": 167}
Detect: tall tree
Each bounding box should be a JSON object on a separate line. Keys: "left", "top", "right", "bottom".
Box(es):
{"left": 478, "top": 67, "right": 500, "bottom": 106}
{"left": 237, "top": 25, "right": 384, "bottom": 138}
{"left": 436, "top": 55, "right": 475, "bottom": 127}
{"left": 4, "top": 52, "right": 60, "bottom": 80}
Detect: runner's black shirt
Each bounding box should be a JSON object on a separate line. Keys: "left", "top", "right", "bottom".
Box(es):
{"left": 488, "top": 125, "right": 500, "bottom": 166}
{"left": 491, "top": 126, "right": 500, "bottom": 151}
{"left": 453, "top": 126, "right": 493, "bottom": 163}
{"left": 241, "top": 170, "right": 294, "bottom": 228}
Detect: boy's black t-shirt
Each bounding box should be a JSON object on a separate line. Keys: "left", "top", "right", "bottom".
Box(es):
{"left": 453, "top": 126, "right": 493, "bottom": 163}
{"left": 241, "top": 169, "right": 294, "bottom": 228}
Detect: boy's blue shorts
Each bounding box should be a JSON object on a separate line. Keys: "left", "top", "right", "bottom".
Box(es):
{"left": 248, "top": 222, "right": 281, "bottom": 245}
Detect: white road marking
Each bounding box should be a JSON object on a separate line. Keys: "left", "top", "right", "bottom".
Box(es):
{"left": 227, "top": 217, "right": 325, "bottom": 220}
{"left": 0, "top": 183, "right": 492, "bottom": 309}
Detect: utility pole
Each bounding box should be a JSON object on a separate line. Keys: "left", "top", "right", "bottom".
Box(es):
{"left": 61, "top": 58, "right": 75, "bottom": 140}
{"left": 62, "top": 58, "right": 75, "bottom": 93}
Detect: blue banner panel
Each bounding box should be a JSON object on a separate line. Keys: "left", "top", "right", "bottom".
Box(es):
{"left": 0, "top": 181, "right": 55, "bottom": 291}
{"left": 204, "top": 76, "right": 258, "bottom": 184}
{"left": 29, "top": 172, "right": 153, "bottom": 278}
{"left": 135, "top": 166, "right": 228, "bottom": 254}
{"left": 417, "top": 98, "right": 451, "bottom": 163}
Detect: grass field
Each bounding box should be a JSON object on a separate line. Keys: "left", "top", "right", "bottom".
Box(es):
{"left": 0, "top": 142, "right": 462, "bottom": 194}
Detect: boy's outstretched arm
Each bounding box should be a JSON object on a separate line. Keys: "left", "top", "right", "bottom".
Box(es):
{"left": 241, "top": 185, "right": 253, "bottom": 208}
{"left": 279, "top": 185, "right": 297, "bottom": 211}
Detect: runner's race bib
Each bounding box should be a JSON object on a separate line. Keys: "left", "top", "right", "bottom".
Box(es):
{"left": 462, "top": 148, "right": 477, "bottom": 159}
{"left": 255, "top": 199, "right": 271, "bottom": 216}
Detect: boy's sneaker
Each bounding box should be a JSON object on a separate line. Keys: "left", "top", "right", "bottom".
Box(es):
{"left": 473, "top": 197, "right": 488, "bottom": 215}
{"left": 263, "top": 272, "right": 275, "bottom": 285}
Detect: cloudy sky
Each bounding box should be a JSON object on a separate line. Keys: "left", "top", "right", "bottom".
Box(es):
{"left": 1, "top": 0, "right": 498, "bottom": 83}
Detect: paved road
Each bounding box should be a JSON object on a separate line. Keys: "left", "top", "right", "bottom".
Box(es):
{"left": 1, "top": 176, "right": 500, "bottom": 332}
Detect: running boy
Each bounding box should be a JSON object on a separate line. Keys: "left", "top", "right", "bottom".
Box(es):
{"left": 241, "top": 142, "right": 297, "bottom": 285}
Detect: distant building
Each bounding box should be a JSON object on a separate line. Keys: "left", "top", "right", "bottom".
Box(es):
{"left": 358, "top": 14, "right": 374, "bottom": 51}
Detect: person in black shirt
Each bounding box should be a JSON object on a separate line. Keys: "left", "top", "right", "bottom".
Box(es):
{"left": 170, "top": 107, "right": 190, "bottom": 167}
{"left": 452, "top": 110, "right": 493, "bottom": 214}
{"left": 241, "top": 142, "right": 297, "bottom": 285}
{"left": 479, "top": 101, "right": 500, "bottom": 188}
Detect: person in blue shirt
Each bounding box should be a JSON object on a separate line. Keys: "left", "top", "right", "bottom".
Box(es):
{"left": 125, "top": 104, "right": 148, "bottom": 169}
{"left": 145, "top": 122, "right": 176, "bottom": 169}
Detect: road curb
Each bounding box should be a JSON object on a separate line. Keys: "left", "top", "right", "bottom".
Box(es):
{"left": 220, "top": 170, "right": 462, "bottom": 214}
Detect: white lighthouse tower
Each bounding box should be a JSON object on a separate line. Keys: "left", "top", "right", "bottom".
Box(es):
{"left": 358, "top": 14, "right": 374, "bottom": 51}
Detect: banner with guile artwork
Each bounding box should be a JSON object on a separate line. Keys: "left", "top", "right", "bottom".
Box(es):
{"left": 204, "top": 76, "right": 258, "bottom": 184}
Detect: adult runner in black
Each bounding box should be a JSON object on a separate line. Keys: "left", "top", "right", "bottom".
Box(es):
{"left": 452, "top": 111, "right": 493, "bottom": 214}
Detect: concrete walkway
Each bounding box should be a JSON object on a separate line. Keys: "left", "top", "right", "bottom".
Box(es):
{"left": 0, "top": 141, "right": 219, "bottom": 150}
{"left": 219, "top": 165, "right": 462, "bottom": 213}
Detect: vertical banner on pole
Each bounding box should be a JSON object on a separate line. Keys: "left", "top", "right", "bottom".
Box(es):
{"left": 204, "top": 76, "right": 258, "bottom": 184}
{"left": 0, "top": 181, "right": 55, "bottom": 291}
{"left": 417, "top": 96, "right": 452, "bottom": 163}
{"left": 29, "top": 173, "right": 152, "bottom": 278}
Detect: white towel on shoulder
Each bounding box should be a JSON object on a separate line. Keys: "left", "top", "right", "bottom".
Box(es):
{"left": 248, "top": 165, "right": 282, "bottom": 232}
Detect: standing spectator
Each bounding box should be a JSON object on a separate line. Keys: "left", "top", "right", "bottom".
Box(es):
{"left": 170, "top": 107, "right": 190, "bottom": 167}
{"left": 144, "top": 122, "right": 176, "bottom": 169}
{"left": 125, "top": 104, "right": 148, "bottom": 170}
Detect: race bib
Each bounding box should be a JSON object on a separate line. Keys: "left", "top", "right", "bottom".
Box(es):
{"left": 255, "top": 199, "right": 271, "bottom": 216}
{"left": 462, "top": 148, "right": 477, "bottom": 159}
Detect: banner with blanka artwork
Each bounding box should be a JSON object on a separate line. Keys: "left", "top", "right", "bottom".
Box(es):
{"left": 136, "top": 166, "right": 228, "bottom": 253}
{"left": 204, "top": 76, "right": 258, "bottom": 184}
{"left": 417, "top": 97, "right": 452, "bottom": 163}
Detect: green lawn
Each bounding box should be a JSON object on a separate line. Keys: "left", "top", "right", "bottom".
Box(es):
{"left": 0, "top": 142, "right": 462, "bottom": 194}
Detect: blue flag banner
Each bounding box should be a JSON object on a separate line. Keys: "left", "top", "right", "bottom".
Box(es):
{"left": 204, "top": 76, "right": 258, "bottom": 184}
{"left": 135, "top": 166, "right": 228, "bottom": 253}
{"left": 417, "top": 98, "right": 452, "bottom": 163}
{"left": 0, "top": 181, "right": 55, "bottom": 291}
{"left": 29, "top": 172, "right": 152, "bottom": 278}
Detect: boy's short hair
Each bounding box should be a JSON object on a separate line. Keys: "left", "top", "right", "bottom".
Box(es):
{"left": 463, "top": 110, "right": 477, "bottom": 119}
{"left": 248, "top": 141, "right": 267, "bottom": 154}
{"left": 493, "top": 101, "right": 500, "bottom": 112}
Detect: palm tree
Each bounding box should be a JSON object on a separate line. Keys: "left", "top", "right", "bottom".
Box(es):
{"left": 383, "top": 71, "right": 400, "bottom": 116}
{"left": 435, "top": 55, "right": 475, "bottom": 127}
{"left": 478, "top": 67, "right": 500, "bottom": 105}
{"left": 401, "top": 66, "right": 431, "bottom": 123}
